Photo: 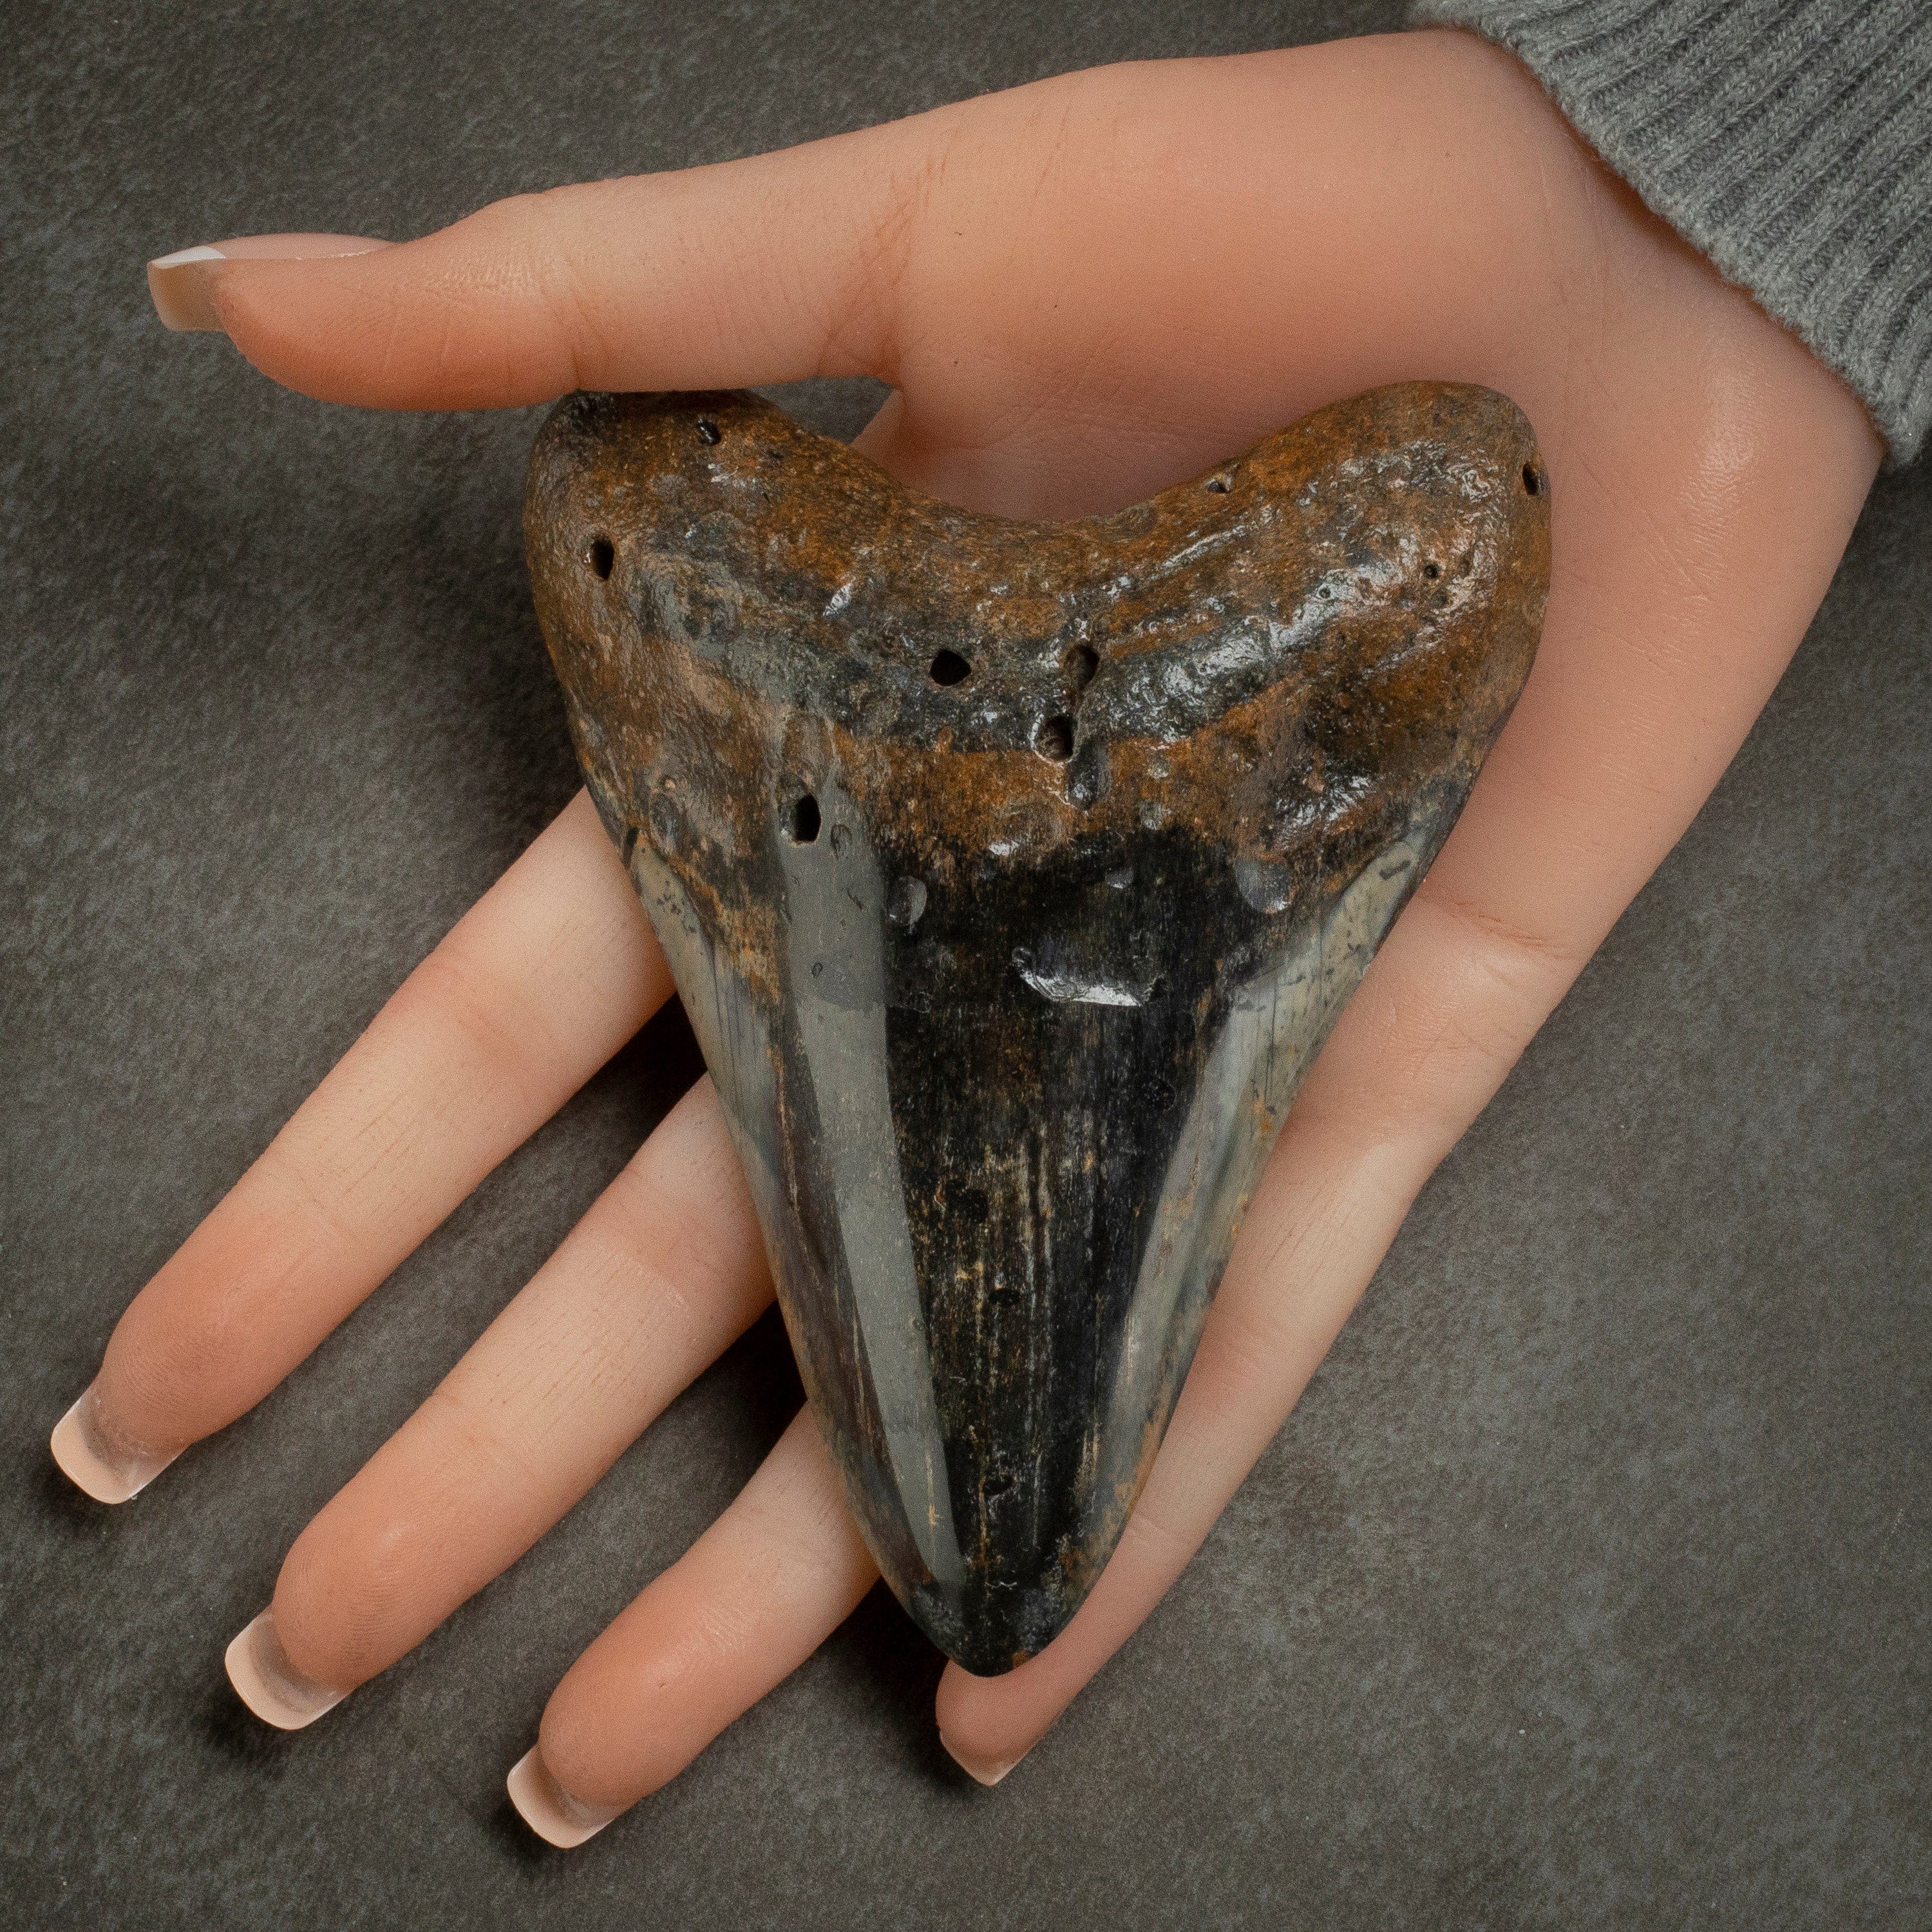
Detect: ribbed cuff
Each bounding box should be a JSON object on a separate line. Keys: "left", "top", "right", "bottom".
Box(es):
{"left": 1409, "top": 0, "right": 1932, "bottom": 464}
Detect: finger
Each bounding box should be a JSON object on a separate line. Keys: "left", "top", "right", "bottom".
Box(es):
{"left": 52, "top": 791, "right": 667, "bottom": 1502}
{"left": 507, "top": 1409, "right": 876, "bottom": 1846}
{"left": 223, "top": 1077, "right": 772, "bottom": 1725}
{"left": 149, "top": 103, "right": 945, "bottom": 408}
{"left": 149, "top": 234, "right": 390, "bottom": 332}
{"left": 140, "top": 39, "right": 1602, "bottom": 453}
{"left": 933, "top": 255, "right": 1882, "bottom": 1778}
{"left": 147, "top": 44, "right": 1459, "bottom": 437}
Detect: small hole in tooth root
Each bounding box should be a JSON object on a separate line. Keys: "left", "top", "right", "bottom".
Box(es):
{"left": 787, "top": 795, "right": 820, "bottom": 844}
{"left": 1065, "top": 644, "right": 1099, "bottom": 690}
{"left": 697, "top": 419, "right": 721, "bottom": 445}
{"left": 1206, "top": 475, "right": 1231, "bottom": 493}
{"left": 1035, "top": 714, "right": 1075, "bottom": 762}
{"left": 1522, "top": 463, "right": 1540, "bottom": 495}
{"left": 588, "top": 537, "right": 614, "bottom": 578}
{"left": 1423, "top": 561, "right": 1441, "bottom": 580}
{"left": 929, "top": 649, "right": 971, "bottom": 687}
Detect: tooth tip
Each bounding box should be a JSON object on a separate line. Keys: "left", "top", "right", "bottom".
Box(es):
{"left": 224, "top": 1610, "right": 345, "bottom": 1730}
{"left": 50, "top": 1388, "right": 166, "bottom": 1503}
{"left": 506, "top": 1747, "right": 621, "bottom": 1848}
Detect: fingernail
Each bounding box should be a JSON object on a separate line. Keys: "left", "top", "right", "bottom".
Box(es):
{"left": 50, "top": 1383, "right": 178, "bottom": 1504}
{"left": 146, "top": 232, "right": 390, "bottom": 332}
{"left": 224, "top": 1608, "right": 347, "bottom": 1730}
{"left": 506, "top": 1747, "right": 624, "bottom": 1849}
{"left": 940, "top": 1729, "right": 1025, "bottom": 1787}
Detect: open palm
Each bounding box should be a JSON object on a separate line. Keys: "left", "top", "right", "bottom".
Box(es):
{"left": 61, "top": 28, "right": 1877, "bottom": 1842}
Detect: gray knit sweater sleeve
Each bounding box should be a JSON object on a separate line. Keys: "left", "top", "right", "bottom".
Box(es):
{"left": 1406, "top": 0, "right": 1932, "bottom": 462}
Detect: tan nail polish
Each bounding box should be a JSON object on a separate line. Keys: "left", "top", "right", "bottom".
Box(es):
{"left": 939, "top": 1729, "right": 1025, "bottom": 1787}
{"left": 506, "top": 1747, "right": 623, "bottom": 1849}
{"left": 49, "top": 1383, "right": 178, "bottom": 1504}
{"left": 224, "top": 1608, "right": 346, "bottom": 1729}
{"left": 146, "top": 233, "right": 391, "bottom": 332}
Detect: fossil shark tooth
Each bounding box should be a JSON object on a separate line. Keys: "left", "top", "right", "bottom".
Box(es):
{"left": 524, "top": 384, "right": 1549, "bottom": 1674}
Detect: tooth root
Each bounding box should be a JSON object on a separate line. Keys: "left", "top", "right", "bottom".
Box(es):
{"left": 526, "top": 383, "right": 1549, "bottom": 1673}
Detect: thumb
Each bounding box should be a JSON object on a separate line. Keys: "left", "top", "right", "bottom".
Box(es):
{"left": 149, "top": 233, "right": 395, "bottom": 331}
{"left": 144, "top": 114, "right": 951, "bottom": 410}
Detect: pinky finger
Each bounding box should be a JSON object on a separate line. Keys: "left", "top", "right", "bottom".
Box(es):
{"left": 507, "top": 1410, "right": 877, "bottom": 1847}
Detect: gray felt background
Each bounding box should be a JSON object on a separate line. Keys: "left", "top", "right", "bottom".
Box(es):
{"left": 2, "top": 1, "right": 1926, "bottom": 1927}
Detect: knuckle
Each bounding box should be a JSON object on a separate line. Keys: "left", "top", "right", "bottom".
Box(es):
{"left": 1417, "top": 875, "right": 1587, "bottom": 982}
{"left": 395, "top": 943, "right": 562, "bottom": 1113}
{"left": 1359, "top": 882, "right": 1588, "bottom": 1130}
{"left": 1189, "top": 1298, "right": 1288, "bottom": 1409}
{"left": 734, "top": 1447, "right": 857, "bottom": 1584}
{"left": 734, "top": 1490, "right": 837, "bottom": 1578}
{"left": 1113, "top": 1489, "right": 1197, "bottom": 1575}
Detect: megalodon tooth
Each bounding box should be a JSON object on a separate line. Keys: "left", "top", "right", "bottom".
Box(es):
{"left": 524, "top": 383, "right": 1549, "bottom": 1673}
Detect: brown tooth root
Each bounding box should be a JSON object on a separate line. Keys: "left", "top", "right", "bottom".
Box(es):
{"left": 525, "top": 383, "right": 1549, "bottom": 1674}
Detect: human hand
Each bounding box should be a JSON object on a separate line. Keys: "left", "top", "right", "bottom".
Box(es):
{"left": 64, "top": 28, "right": 1879, "bottom": 1842}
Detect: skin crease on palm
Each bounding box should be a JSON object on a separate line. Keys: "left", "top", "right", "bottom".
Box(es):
{"left": 61, "top": 28, "right": 1881, "bottom": 1840}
